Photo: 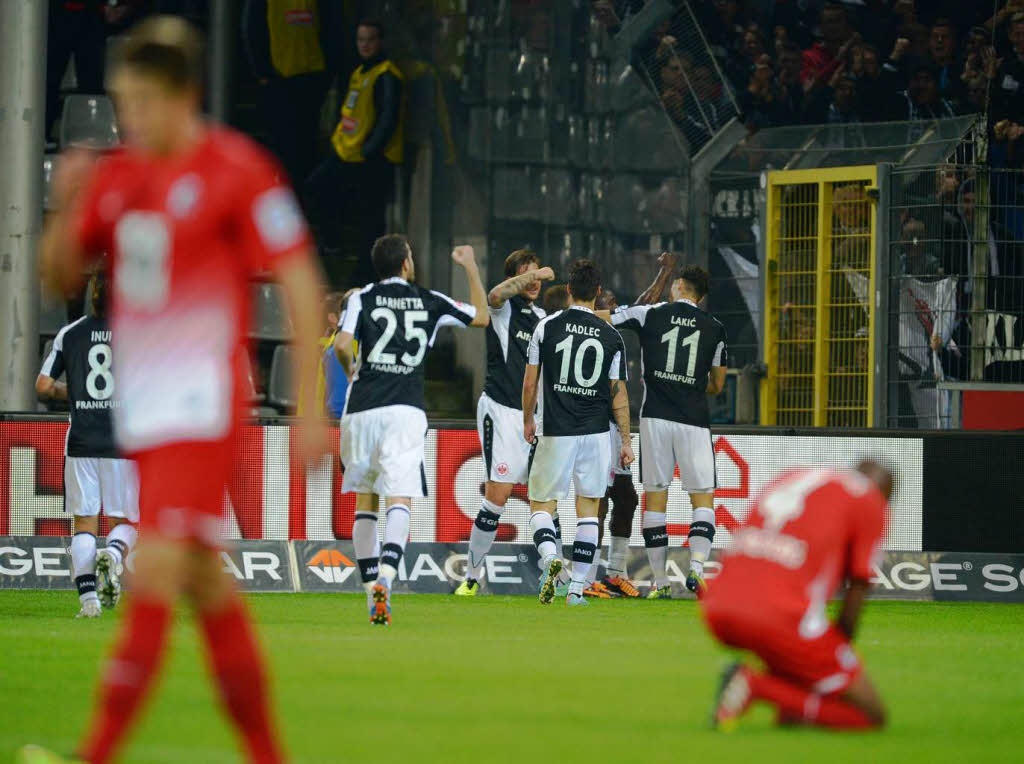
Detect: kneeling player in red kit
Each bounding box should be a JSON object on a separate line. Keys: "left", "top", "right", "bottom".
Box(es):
{"left": 22, "top": 16, "right": 326, "bottom": 764}
{"left": 702, "top": 460, "right": 892, "bottom": 731}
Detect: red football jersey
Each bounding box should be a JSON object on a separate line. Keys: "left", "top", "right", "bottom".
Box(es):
{"left": 706, "top": 468, "right": 887, "bottom": 634}
{"left": 73, "top": 126, "right": 311, "bottom": 453}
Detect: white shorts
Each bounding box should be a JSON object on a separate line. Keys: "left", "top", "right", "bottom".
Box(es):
{"left": 639, "top": 417, "right": 717, "bottom": 493}
{"left": 64, "top": 457, "right": 140, "bottom": 522}
{"left": 608, "top": 424, "right": 632, "bottom": 487}
{"left": 477, "top": 393, "right": 534, "bottom": 484}
{"left": 528, "top": 432, "right": 611, "bottom": 502}
{"left": 341, "top": 405, "right": 428, "bottom": 497}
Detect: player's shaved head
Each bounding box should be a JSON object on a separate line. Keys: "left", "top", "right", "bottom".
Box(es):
{"left": 595, "top": 289, "right": 617, "bottom": 311}
{"left": 855, "top": 459, "right": 895, "bottom": 501}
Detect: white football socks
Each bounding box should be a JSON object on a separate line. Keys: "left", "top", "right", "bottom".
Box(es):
{"left": 70, "top": 532, "right": 98, "bottom": 607}
{"left": 642, "top": 510, "right": 669, "bottom": 588}
{"left": 466, "top": 498, "right": 503, "bottom": 581}
{"left": 378, "top": 504, "right": 411, "bottom": 584}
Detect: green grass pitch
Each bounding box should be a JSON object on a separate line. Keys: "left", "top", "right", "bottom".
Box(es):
{"left": 2, "top": 591, "right": 1022, "bottom": 763}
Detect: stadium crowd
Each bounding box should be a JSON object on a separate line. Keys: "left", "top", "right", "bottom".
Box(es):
{"left": 633, "top": 0, "right": 1024, "bottom": 163}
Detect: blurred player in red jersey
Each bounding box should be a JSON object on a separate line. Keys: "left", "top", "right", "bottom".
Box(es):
{"left": 702, "top": 460, "right": 893, "bottom": 731}
{"left": 22, "top": 16, "right": 327, "bottom": 764}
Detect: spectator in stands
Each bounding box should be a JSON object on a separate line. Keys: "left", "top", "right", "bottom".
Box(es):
{"left": 992, "top": 118, "right": 1024, "bottom": 169}
{"left": 739, "top": 55, "right": 792, "bottom": 131}
{"left": 897, "top": 218, "right": 943, "bottom": 277}
{"left": 305, "top": 19, "right": 404, "bottom": 288}
{"left": 800, "top": 4, "right": 856, "bottom": 88}
{"left": 898, "top": 62, "right": 957, "bottom": 122}
{"left": 668, "top": 64, "right": 727, "bottom": 152}
{"left": 242, "top": 0, "right": 341, "bottom": 189}
{"left": 928, "top": 18, "right": 964, "bottom": 108}
{"left": 774, "top": 42, "right": 807, "bottom": 122}
{"left": 805, "top": 64, "right": 863, "bottom": 124}
{"left": 989, "top": 12, "right": 1024, "bottom": 122}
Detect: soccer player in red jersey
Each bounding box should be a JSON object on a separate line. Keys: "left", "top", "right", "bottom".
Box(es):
{"left": 702, "top": 460, "right": 893, "bottom": 731}
{"left": 24, "top": 16, "right": 327, "bottom": 764}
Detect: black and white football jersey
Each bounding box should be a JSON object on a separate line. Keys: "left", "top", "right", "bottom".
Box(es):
{"left": 527, "top": 306, "right": 627, "bottom": 437}
{"left": 39, "top": 315, "right": 120, "bottom": 458}
{"left": 483, "top": 294, "right": 546, "bottom": 409}
{"left": 340, "top": 277, "right": 477, "bottom": 413}
{"left": 612, "top": 299, "right": 727, "bottom": 428}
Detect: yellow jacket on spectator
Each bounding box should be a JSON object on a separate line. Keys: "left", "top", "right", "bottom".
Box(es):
{"left": 331, "top": 57, "right": 404, "bottom": 164}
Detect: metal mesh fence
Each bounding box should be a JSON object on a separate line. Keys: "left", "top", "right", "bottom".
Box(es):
{"left": 886, "top": 164, "right": 1024, "bottom": 428}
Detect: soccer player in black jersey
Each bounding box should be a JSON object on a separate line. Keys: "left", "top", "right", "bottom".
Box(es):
{"left": 36, "top": 274, "right": 139, "bottom": 618}
{"left": 611, "top": 265, "right": 727, "bottom": 599}
{"left": 523, "top": 259, "right": 633, "bottom": 607}
{"left": 334, "top": 234, "right": 488, "bottom": 624}
{"left": 456, "top": 250, "right": 555, "bottom": 596}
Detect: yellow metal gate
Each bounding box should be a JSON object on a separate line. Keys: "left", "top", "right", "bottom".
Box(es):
{"left": 761, "top": 166, "right": 877, "bottom": 427}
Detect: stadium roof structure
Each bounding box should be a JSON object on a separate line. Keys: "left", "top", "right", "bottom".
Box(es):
{"left": 710, "top": 115, "right": 981, "bottom": 179}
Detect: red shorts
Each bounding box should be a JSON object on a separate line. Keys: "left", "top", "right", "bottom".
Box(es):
{"left": 702, "top": 605, "right": 862, "bottom": 695}
{"left": 134, "top": 439, "right": 234, "bottom": 547}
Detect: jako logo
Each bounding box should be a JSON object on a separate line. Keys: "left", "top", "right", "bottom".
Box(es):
{"left": 307, "top": 549, "right": 356, "bottom": 584}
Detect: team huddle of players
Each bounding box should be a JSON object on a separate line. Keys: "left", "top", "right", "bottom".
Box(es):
{"left": 18, "top": 18, "right": 893, "bottom": 764}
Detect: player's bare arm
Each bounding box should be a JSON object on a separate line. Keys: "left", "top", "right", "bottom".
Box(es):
{"left": 837, "top": 578, "right": 870, "bottom": 639}
{"left": 611, "top": 379, "right": 634, "bottom": 467}
{"left": 275, "top": 254, "right": 329, "bottom": 459}
{"left": 334, "top": 330, "right": 357, "bottom": 377}
{"left": 39, "top": 148, "right": 98, "bottom": 297}
{"left": 707, "top": 366, "right": 727, "bottom": 395}
{"left": 636, "top": 251, "right": 678, "bottom": 305}
{"left": 34, "top": 375, "right": 68, "bottom": 401}
{"left": 522, "top": 363, "right": 540, "bottom": 443}
{"left": 451, "top": 245, "right": 490, "bottom": 327}
{"left": 488, "top": 266, "right": 555, "bottom": 308}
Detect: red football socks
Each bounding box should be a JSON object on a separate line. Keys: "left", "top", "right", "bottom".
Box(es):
{"left": 80, "top": 596, "right": 172, "bottom": 763}
{"left": 749, "top": 670, "right": 878, "bottom": 729}
{"left": 198, "top": 596, "right": 284, "bottom": 764}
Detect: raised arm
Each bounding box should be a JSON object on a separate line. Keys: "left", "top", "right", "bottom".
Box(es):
{"left": 636, "top": 251, "right": 678, "bottom": 305}
{"left": 451, "top": 245, "right": 490, "bottom": 327}
{"left": 488, "top": 266, "right": 555, "bottom": 308}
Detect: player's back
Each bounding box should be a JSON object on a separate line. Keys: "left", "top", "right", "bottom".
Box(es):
{"left": 707, "top": 468, "right": 886, "bottom": 624}
{"left": 532, "top": 306, "right": 626, "bottom": 437}
{"left": 614, "top": 300, "right": 726, "bottom": 427}
{"left": 43, "top": 315, "right": 119, "bottom": 458}
{"left": 483, "top": 295, "right": 545, "bottom": 409}
{"left": 76, "top": 126, "right": 310, "bottom": 452}
{"left": 344, "top": 278, "right": 476, "bottom": 414}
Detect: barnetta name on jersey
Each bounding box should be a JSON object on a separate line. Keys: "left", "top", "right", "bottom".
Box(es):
{"left": 40, "top": 316, "right": 121, "bottom": 458}
{"left": 612, "top": 300, "right": 727, "bottom": 428}
{"left": 484, "top": 295, "right": 545, "bottom": 409}
{"left": 527, "top": 306, "right": 627, "bottom": 436}
{"left": 341, "top": 277, "right": 477, "bottom": 413}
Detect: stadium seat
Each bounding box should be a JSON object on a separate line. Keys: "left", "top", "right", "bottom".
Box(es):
{"left": 59, "top": 94, "right": 119, "bottom": 149}
{"left": 267, "top": 344, "right": 295, "bottom": 411}
{"left": 42, "top": 155, "right": 56, "bottom": 211}
{"left": 249, "top": 282, "right": 294, "bottom": 341}
{"left": 241, "top": 350, "right": 265, "bottom": 404}
{"left": 38, "top": 295, "right": 67, "bottom": 337}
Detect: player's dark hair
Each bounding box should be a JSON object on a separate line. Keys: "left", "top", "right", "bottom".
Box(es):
{"left": 542, "top": 284, "right": 569, "bottom": 313}
{"left": 678, "top": 264, "right": 711, "bottom": 300}
{"left": 358, "top": 17, "right": 384, "bottom": 35}
{"left": 567, "top": 259, "right": 601, "bottom": 302}
{"left": 88, "top": 272, "right": 108, "bottom": 319}
{"left": 112, "top": 15, "right": 205, "bottom": 92}
{"left": 504, "top": 249, "right": 540, "bottom": 278}
{"left": 371, "top": 234, "right": 411, "bottom": 279}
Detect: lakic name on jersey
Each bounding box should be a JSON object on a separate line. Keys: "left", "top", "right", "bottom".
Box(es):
{"left": 374, "top": 295, "right": 425, "bottom": 310}
{"left": 671, "top": 316, "right": 697, "bottom": 327}
{"left": 565, "top": 323, "right": 600, "bottom": 337}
